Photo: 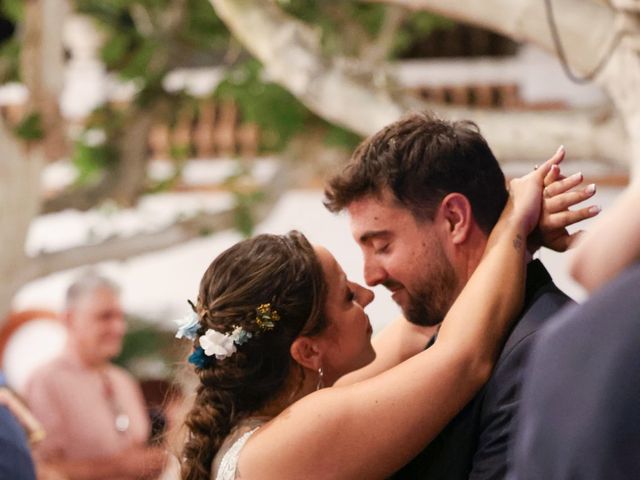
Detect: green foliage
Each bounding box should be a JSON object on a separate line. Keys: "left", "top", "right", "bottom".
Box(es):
{"left": 233, "top": 189, "right": 265, "bottom": 237}
{"left": 223, "top": 165, "right": 265, "bottom": 237}
{"left": 76, "top": 0, "right": 229, "bottom": 76}
{"left": 278, "top": 1, "right": 387, "bottom": 56}
{"left": 75, "top": 1, "right": 155, "bottom": 78}
{"left": 216, "top": 60, "right": 310, "bottom": 152}
{"left": 180, "top": 0, "right": 230, "bottom": 52}
{"left": 71, "top": 140, "right": 115, "bottom": 185}
{"left": 14, "top": 113, "right": 44, "bottom": 140}
{"left": 323, "top": 123, "right": 362, "bottom": 151}
{"left": 114, "top": 317, "right": 177, "bottom": 372}
{"left": 1, "top": 0, "right": 23, "bottom": 23}
{"left": 0, "top": 37, "right": 20, "bottom": 82}
{"left": 392, "top": 12, "right": 455, "bottom": 57}
{"left": 70, "top": 106, "right": 122, "bottom": 185}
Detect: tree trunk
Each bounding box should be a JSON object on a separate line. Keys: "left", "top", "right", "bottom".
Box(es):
{"left": 0, "top": 0, "right": 67, "bottom": 322}
{"left": 0, "top": 123, "right": 43, "bottom": 321}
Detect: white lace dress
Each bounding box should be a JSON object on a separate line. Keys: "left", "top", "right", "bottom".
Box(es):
{"left": 211, "top": 418, "right": 265, "bottom": 480}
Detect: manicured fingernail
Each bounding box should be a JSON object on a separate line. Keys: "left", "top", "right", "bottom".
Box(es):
{"left": 571, "top": 171, "right": 583, "bottom": 180}
{"left": 589, "top": 205, "right": 601, "bottom": 214}
{"left": 585, "top": 183, "right": 596, "bottom": 194}
{"left": 557, "top": 145, "right": 565, "bottom": 153}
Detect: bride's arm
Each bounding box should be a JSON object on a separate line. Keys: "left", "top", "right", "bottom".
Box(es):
{"left": 570, "top": 181, "right": 640, "bottom": 292}
{"left": 241, "top": 166, "right": 550, "bottom": 480}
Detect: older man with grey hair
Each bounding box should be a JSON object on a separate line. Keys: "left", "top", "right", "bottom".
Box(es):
{"left": 25, "top": 272, "right": 166, "bottom": 480}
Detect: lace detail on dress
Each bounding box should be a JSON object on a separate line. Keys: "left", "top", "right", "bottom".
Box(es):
{"left": 215, "top": 427, "right": 260, "bottom": 480}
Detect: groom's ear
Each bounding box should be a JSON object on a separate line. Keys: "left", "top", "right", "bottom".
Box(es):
{"left": 290, "top": 336, "right": 322, "bottom": 371}
{"left": 438, "top": 193, "right": 473, "bottom": 245}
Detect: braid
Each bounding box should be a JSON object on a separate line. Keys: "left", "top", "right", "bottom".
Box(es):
{"left": 179, "top": 231, "right": 327, "bottom": 479}
{"left": 181, "top": 382, "right": 236, "bottom": 480}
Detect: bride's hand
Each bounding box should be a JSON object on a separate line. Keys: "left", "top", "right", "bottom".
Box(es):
{"left": 529, "top": 147, "right": 601, "bottom": 252}
{"left": 506, "top": 159, "right": 554, "bottom": 236}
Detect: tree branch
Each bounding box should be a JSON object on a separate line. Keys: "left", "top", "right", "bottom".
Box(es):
{"left": 365, "top": 0, "right": 618, "bottom": 79}
{"left": 22, "top": 158, "right": 292, "bottom": 284}
{"left": 361, "top": 5, "right": 408, "bottom": 64}
{"left": 20, "top": 209, "right": 235, "bottom": 284}
{"left": 209, "top": 0, "right": 629, "bottom": 165}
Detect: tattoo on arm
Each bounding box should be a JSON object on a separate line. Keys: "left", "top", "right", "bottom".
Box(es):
{"left": 513, "top": 234, "right": 523, "bottom": 251}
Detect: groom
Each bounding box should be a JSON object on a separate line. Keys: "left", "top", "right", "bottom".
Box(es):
{"left": 324, "top": 112, "right": 582, "bottom": 479}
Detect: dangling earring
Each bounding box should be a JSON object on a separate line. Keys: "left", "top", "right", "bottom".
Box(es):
{"left": 316, "top": 367, "right": 324, "bottom": 390}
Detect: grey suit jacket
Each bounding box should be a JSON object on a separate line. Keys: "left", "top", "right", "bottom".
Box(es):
{"left": 391, "top": 260, "right": 572, "bottom": 480}
{"left": 511, "top": 262, "right": 640, "bottom": 480}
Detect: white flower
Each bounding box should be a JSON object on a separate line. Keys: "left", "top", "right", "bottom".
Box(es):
{"left": 199, "top": 329, "right": 237, "bottom": 360}
{"left": 175, "top": 311, "right": 201, "bottom": 340}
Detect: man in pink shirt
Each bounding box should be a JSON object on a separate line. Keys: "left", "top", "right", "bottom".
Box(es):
{"left": 25, "top": 273, "right": 166, "bottom": 480}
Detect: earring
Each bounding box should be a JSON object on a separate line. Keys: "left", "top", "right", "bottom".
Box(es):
{"left": 316, "top": 367, "right": 324, "bottom": 390}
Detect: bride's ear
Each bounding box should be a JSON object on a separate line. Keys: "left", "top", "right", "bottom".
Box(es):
{"left": 290, "top": 336, "right": 322, "bottom": 371}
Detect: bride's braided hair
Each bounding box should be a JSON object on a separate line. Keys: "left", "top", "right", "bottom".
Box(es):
{"left": 180, "top": 231, "right": 328, "bottom": 480}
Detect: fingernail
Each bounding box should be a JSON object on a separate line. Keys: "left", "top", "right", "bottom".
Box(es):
{"left": 557, "top": 145, "right": 565, "bottom": 153}
{"left": 585, "top": 183, "right": 596, "bottom": 194}
{"left": 589, "top": 205, "right": 601, "bottom": 214}
{"left": 571, "top": 171, "right": 583, "bottom": 179}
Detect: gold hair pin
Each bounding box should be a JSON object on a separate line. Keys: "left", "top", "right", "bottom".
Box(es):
{"left": 255, "top": 303, "right": 280, "bottom": 331}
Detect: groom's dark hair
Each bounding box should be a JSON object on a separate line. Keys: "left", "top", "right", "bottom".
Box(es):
{"left": 324, "top": 111, "right": 508, "bottom": 234}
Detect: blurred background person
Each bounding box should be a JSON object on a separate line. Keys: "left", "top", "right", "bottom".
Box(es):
{"left": 24, "top": 273, "right": 166, "bottom": 480}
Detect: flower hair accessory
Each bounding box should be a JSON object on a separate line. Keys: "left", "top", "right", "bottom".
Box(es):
{"left": 175, "top": 300, "right": 281, "bottom": 368}
{"left": 199, "top": 326, "right": 252, "bottom": 360}
{"left": 255, "top": 303, "right": 280, "bottom": 331}
{"left": 175, "top": 310, "right": 201, "bottom": 340}
{"left": 182, "top": 326, "right": 253, "bottom": 368}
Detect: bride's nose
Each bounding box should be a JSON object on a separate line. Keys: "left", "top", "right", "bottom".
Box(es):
{"left": 356, "top": 284, "right": 375, "bottom": 307}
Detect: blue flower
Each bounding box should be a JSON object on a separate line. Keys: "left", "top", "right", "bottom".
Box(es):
{"left": 175, "top": 311, "right": 201, "bottom": 340}
{"left": 188, "top": 346, "right": 211, "bottom": 369}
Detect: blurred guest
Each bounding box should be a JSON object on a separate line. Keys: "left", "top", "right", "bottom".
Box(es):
{"left": 511, "top": 182, "right": 640, "bottom": 479}
{"left": 24, "top": 273, "right": 166, "bottom": 480}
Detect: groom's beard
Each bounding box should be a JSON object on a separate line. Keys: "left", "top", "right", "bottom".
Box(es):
{"left": 389, "top": 247, "right": 458, "bottom": 327}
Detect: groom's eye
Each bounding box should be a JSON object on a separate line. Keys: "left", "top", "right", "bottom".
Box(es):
{"left": 375, "top": 243, "right": 390, "bottom": 254}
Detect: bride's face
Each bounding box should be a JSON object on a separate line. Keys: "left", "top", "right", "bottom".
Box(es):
{"left": 313, "top": 246, "right": 376, "bottom": 385}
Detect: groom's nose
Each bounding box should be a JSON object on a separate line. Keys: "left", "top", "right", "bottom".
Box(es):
{"left": 364, "top": 258, "right": 386, "bottom": 287}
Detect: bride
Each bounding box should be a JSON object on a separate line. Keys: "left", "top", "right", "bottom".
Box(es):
{"left": 176, "top": 159, "right": 572, "bottom": 480}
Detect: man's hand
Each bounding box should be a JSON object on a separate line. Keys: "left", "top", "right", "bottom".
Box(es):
{"left": 528, "top": 146, "right": 600, "bottom": 253}
{"left": 44, "top": 446, "right": 167, "bottom": 480}
{"left": 115, "top": 446, "right": 167, "bottom": 480}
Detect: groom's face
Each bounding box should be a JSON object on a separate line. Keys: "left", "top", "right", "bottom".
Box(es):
{"left": 348, "top": 190, "right": 459, "bottom": 326}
